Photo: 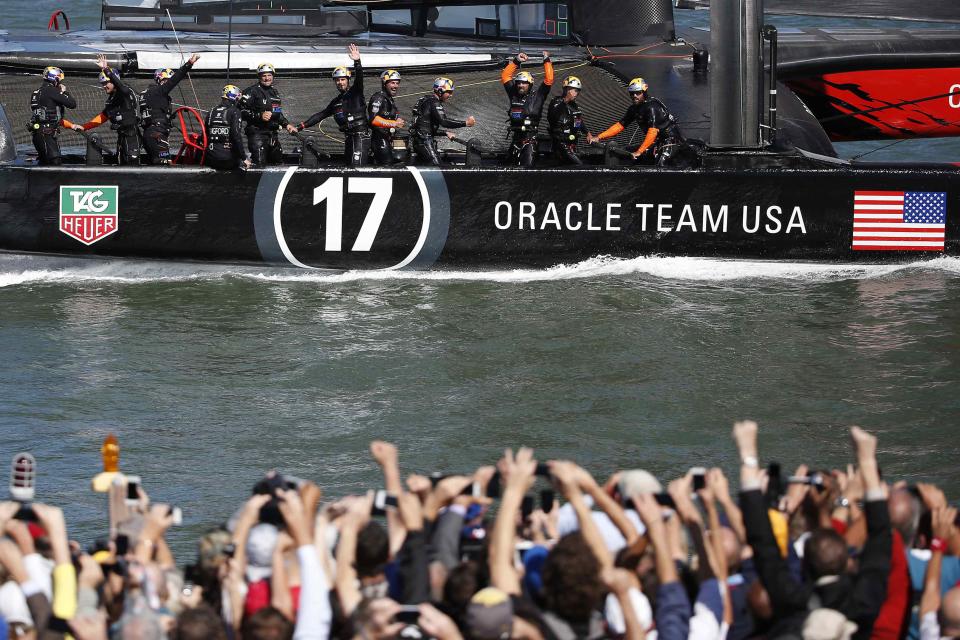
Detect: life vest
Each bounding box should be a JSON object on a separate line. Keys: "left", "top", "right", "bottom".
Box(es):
{"left": 550, "top": 98, "right": 584, "bottom": 142}
{"left": 206, "top": 105, "right": 231, "bottom": 145}
{"left": 508, "top": 94, "right": 540, "bottom": 134}
{"left": 29, "top": 86, "right": 60, "bottom": 127}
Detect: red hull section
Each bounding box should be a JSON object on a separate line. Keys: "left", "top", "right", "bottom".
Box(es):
{"left": 787, "top": 68, "right": 960, "bottom": 141}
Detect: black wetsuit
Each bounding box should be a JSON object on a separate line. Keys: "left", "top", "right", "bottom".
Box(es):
{"left": 140, "top": 60, "right": 195, "bottom": 164}
{"left": 547, "top": 96, "right": 589, "bottom": 165}
{"left": 205, "top": 99, "right": 249, "bottom": 170}
{"left": 504, "top": 61, "right": 552, "bottom": 167}
{"left": 28, "top": 81, "right": 76, "bottom": 166}
{"left": 368, "top": 89, "right": 400, "bottom": 165}
{"left": 617, "top": 97, "right": 683, "bottom": 165}
{"left": 240, "top": 82, "right": 290, "bottom": 166}
{"left": 88, "top": 68, "right": 140, "bottom": 165}
{"left": 411, "top": 95, "right": 468, "bottom": 166}
{"left": 299, "top": 60, "right": 369, "bottom": 167}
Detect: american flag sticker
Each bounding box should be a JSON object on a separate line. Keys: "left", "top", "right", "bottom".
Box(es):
{"left": 852, "top": 191, "right": 947, "bottom": 251}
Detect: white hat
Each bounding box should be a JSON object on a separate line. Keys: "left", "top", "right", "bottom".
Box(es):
{"left": 245, "top": 523, "right": 278, "bottom": 582}
{"left": 618, "top": 470, "right": 662, "bottom": 498}
{"left": 802, "top": 608, "right": 858, "bottom": 640}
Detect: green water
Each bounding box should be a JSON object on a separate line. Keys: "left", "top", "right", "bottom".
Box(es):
{"left": 1, "top": 256, "right": 958, "bottom": 553}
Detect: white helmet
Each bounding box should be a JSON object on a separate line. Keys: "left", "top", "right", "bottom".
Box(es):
{"left": 627, "top": 77, "right": 648, "bottom": 93}
{"left": 380, "top": 69, "right": 402, "bottom": 83}
{"left": 562, "top": 76, "right": 583, "bottom": 90}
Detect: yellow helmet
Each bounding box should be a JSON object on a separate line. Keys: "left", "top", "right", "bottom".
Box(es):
{"left": 222, "top": 84, "right": 242, "bottom": 101}
{"left": 257, "top": 63, "right": 276, "bottom": 76}
{"left": 332, "top": 66, "right": 352, "bottom": 79}
{"left": 433, "top": 77, "right": 454, "bottom": 94}
{"left": 562, "top": 76, "right": 583, "bottom": 90}
{"left": 42, "top": 66, "right": 64, "bottom": 83}
{"left": 627, "top": 77, "right": 648, "bottom": 93}
{"left": 380, "top": 69, "right": 402, "bottom": 83}
{"left": 97, "top": 71, "right": 112, "bottom": 85}
{"left": 514, "top": 71, "right": 534, "bottom": 84}
{"left": 154, "top": 68, "right": 175, "bottom": 84}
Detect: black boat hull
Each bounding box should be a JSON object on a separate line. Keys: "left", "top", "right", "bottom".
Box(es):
{"left": 1, "top": 164, "right": 957, "bottom": 269}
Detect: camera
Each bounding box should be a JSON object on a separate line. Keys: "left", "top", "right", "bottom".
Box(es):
{"left": 787, "top": 472, "right": 826, "bottom": 489}
{"left": 125, "top": 475, "right": 141, "bottom": 506}
{"left": 14, "top": 503, "right": 37, "bottom": 522}
{"left": 540, "top": 489, "right": 555, "bottom": 511}
{"left": 485, "top": 465, "right": 551, "bottom": 500}
{"left": 9, "top": 453, "right": 36, "bottom": 502}
{"left": 654, "top": 493, "right": 676, "bottom": 509}
{"left": 252, "top": 473, "right": 299, "bottom": 525}
{"left": 690, "top": 467, "right": 706, "bottom": 492}
{"left": 394, "top": 605, "right": 420, "bottom": 624}
{"left": 371, "top": 490, "right": 398, "bottom": 517}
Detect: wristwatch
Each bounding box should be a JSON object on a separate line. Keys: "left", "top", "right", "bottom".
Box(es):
{"left": 835, "top": 496, "right": 850, "bottom": 509}
{"left": 741, "top": 456, "right": 759, "bottom": 468}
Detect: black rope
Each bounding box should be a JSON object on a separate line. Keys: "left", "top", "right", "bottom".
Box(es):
{"left": 819, "top": 90, "right": 959, "bottom": 124}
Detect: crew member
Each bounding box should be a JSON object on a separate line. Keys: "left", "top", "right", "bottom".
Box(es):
{"left": 501, "top": 50, "right": 553, "bottom": 167}
{"left": 547, "top": 76, "right": 590, "bottom": 165}
{"left": 28, "top": 66, "right": 76, "bottom": 166}
{"left": 410, "top": 77, "right": 476, "bottom": 166}
{"left": 368, "top": 69, "right": 406, "bottom": 165}
{"left": 240, "top": 63, "right": 297, "bottom": 167}
{"left": 205, "top": 85, "right": 252, "bottom": 170}
{"left": 140, "top": 53, "right": 200, "bottom": 165}
{"left": 296, "top": 44, "right": 370, "bottom": 167}
{"left": 588, "top": 77, "right": 684, "bottom": 165}
{"left": 64, "top": 54, "right": 141, "bottom": 165}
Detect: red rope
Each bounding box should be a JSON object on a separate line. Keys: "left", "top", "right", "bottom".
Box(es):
{"left": 47, "top": 10, "right": 70, "bottom": 31}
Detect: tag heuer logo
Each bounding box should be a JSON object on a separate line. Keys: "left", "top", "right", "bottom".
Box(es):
{"left": 59, "top": 185, "right": 119, "bottom": 245}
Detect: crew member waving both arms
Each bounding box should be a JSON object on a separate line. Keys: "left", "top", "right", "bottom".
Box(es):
{"left": 501, "top": 50, "right": 554, "bottom": 168}
{"left": 588, "top": 77, "right": 684, "bottom": 166}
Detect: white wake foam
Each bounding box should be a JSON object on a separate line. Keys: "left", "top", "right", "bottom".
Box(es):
{"left": 1, "top": 253, "right": 958, "bottom": 288}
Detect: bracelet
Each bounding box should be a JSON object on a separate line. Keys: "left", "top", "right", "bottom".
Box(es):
{"left": 834, "top": 497, "right": 850, "bottom": 509}
{"left": 931, "top": 537, "right": 948, "bottom": 553}
{"left": 741, "top": 455, "right": 759, "bottom": 468}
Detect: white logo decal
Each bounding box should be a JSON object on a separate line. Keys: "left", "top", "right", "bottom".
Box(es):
{"left": 949, "top": 83, "right": 960, "bottom": 109}
{"left": 272, "top": 167, "right": 431, "bottom": 269}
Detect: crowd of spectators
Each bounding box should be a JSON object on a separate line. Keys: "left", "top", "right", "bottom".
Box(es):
{"left": 1, "top": 422, "right": 958, "bottom": 640}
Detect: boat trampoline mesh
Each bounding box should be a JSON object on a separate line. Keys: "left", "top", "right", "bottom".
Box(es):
{"left": 1, "top": 62, "right": 648, "bottom": 159}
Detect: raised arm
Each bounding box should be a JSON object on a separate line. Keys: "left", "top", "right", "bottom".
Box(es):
{"left": 370, "top": 441, "right": 407, "bottom": 556}
{"left": 490, "top": 448, "right": 536, "bottom": 595}
{"left": 160, "top": 53, "right": 199, "bottom": 96}
{"left": 541, "top": 50, "right": 554, "bottom": 89}
{"left": 735, "top": 420, "right": 809, "bottom": 614}
{"left": 576, "top": 465, "right": 639, "bottom": 546}
{"left": 633, "top": 493, "right": 688, "bottom": 640}
{"left": 347, "top": 44, "right": 363, "bottom": 97}
{"left": 278, "top": 489, "right": 332, "bottom": 640}
{"left": 550, "top": 461, "right": 614, "bottom": 571}
{"left": 334, "top": 493, "right": 373, "bottom": 617}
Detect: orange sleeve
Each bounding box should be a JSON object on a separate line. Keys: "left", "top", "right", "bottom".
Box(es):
{"left": 501, "top": 61, "right": 518, "bottom": 85}
{"left": 61, "top": 117, "right": 76, "bottom": 129}
{"left": 597, "top": 122, "right": 625, "bottom": 141}
{"left": 371, "top": 115, "right": 398, "bottom": 129}
{"left": 635, "top": 127, "right": 659, "bottom": 154}
{"left": 543, "top": 60, "right": 554, "bottom": 86}
{"left": 64, "top": 112, "right": 108, "bottom": 131}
